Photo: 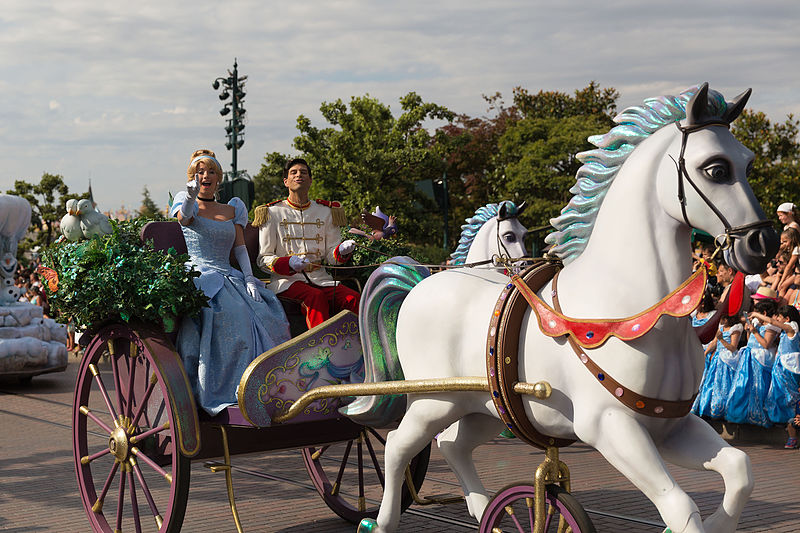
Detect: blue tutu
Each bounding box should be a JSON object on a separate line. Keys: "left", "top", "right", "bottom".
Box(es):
{"left": 692, "top": 323, "right": 742, "bottom": 418}
{"left": 766, "top": 351, "right": 800, "bottom": 424}
{"left": 725, "top": 322, "right": 778, "bottom": 426}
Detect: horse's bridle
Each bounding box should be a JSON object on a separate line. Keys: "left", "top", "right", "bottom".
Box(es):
{"left": 672, "top": 121, "right": 773, "bottom": 249}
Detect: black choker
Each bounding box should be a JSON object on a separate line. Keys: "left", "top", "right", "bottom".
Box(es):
{"left": 197, "top": 196, "right": 216, "bottom": 202}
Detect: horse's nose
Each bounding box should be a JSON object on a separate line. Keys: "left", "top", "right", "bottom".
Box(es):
{"left": 726, "top": 226, "right": 779, "bottom": 274}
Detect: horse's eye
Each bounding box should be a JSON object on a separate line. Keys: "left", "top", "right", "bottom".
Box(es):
{"left": 503, "top": 233, "right": 517, "bottom": 243}
{"left": 702, "top": 160, "right": 730, "bottom": 182}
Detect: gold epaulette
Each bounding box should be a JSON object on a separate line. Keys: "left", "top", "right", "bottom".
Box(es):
{"left": 315, "top": 199, "right": 347, "bottom": 226}
{"left": 252, "top": 200, "right": 283, "bottom": 227}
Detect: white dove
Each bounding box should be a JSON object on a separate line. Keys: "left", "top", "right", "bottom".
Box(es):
{"left": 60, "top": 199, "right": 84, "bottom": 241}
{"left": 77, "top": 199, "right": 113, "bottom": 239}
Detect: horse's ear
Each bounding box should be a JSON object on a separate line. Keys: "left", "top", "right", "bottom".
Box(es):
{"left": 685, "top": 82, "right": 710, "bottom": 126}
{"left": 516, "top": 201, "right": 527, "bottom": 216}
{"left": 722, "top": 88, "right": 752, "bottom": 124}
{"left": 498, "top": 202, "right": 509, "bottom": 220}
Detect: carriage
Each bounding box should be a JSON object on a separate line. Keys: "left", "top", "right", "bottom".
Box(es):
{"left": 72, "top": 83, "right": 777, "bottom": 533}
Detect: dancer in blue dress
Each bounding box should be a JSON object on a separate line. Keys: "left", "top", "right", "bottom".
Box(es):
{"left": 725, "top": 299, "right": 779, "bottom": 426}
{"left": 692, "top": 313, "right": 743, "bottom": 418}
{"left": 766, "top": 304, "right": 800, "bottom": 425}
{"left": 171, "top": 149, "right": 291, "bottom": 416}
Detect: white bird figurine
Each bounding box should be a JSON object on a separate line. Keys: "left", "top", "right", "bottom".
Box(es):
{"left": 60, "top": 199, "right": 84, "bottom": 242}
{"left": 77, "top": 199, "right": 113, "bottom": 239}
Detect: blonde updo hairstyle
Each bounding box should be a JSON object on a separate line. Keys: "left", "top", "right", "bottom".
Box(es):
{"left": 186, "top": 149, "right": 223, "bottom": 182}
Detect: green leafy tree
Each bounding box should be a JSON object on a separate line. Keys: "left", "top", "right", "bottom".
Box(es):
{"left": 732, "top": 110, "right": 800, "bottom": 217}
{"left": 290, "top": 92, "right": 454, "bottom": 243}
{"left": 252, "top": 152, "right": 291, "bottom": 207}
{"left": 6, "top": 173, "right": 87, "bottom": 250}
{"left": 139, "top": 186, "right": 162, "bottom": 217}
{"left": 491, "top": 82, "right": 619, "bottom": 228}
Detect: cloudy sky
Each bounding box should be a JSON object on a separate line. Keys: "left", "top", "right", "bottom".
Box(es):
{"left": 1, "top": 1, "right": 798, "bottom": 213}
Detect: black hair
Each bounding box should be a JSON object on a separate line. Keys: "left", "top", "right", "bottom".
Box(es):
{"left": 721, "top": 313, "right": 741, "bottom": 327}
{"left": 754, "top": 299, "right": 777, "bottom": 317}
{"left": 776, "top": 304, "right": 800, "bottom": 324}
{"left": 698, "top": 289, "right": 716, "bottom": 313}
{"left": 283, "top": 158, "right": 311, "bottom": 179}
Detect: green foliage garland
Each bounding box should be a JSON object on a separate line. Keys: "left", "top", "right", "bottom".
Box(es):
{"left": 40, "top": 216, "right": 208, "bottom": 332}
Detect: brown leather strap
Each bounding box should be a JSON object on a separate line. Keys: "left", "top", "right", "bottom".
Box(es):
{"left": 487, "top": 261, "right": 575, "bottom": 449}
{"left": 550, "top": 271, "right": 696, "bottom": 418}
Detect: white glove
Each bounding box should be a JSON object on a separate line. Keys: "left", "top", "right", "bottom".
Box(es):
{"left": 289, "top": 255, "right": 310, "bottom": 272}
{"left": 338, "top": 239, "right": 356, "bottom": 256}
{"left": 233, "top": 245, "right": 262, "bottom": 302}
{"left": 244, "top": 275, "right": 262, "bottom": 303}
{"left": 180, "top": 176, "right": 200, "bottom": 218}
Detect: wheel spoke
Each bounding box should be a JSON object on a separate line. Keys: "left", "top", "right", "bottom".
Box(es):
{"left": 89, "top": 363, "right": 121, "bottom": 425}
{"left": 116, "top": 470, "right": 126, "bottom": 531}
{"left": 310, "top": 444, "right": 330, "bottom": 461}
{"left": 503, "top": 504, "right": 525, "bottom": 533}
{"left": 363, "top": 431, "right": 384, "bottom": 488}
{"left": 131, "top": 446, "right": 172, "bottom": 483}
{"left": 124, "top": 344, "right": 138, "bottom": 420}
{"left": 366, "top": 426, "right": 387, "bottom": 446}
{"left": 127, "top": 465, "right": 143, "bottom": 533}
{"left": 526, "top": 497, "right": 535, "bottom": 532}
{"left": 130, "top": 457, "right": 164, "bottom": 529}
{"left": 92, "top": 460, "right": 120, "bottom": 515}
{"left": 357, "top": 433, "right": 366, "bottom": 512}
{"left": 81, "top": 447, "right": 112, "bottom": 466}
{"left": 79, "top": 405, "right": 115, "bottom": 435}
{"left": 332, "top": 440, "right": 354, "bottom": 496}
{"left": 130, "top": 422, "right": 170, "bottom": 446}
{"left": 130, "top": 373, "right": 159, "bottom": 430}
{"left": 110, "top": 342, "right": 127, "bottom": 417}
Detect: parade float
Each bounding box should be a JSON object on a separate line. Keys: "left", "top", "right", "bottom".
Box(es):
{"left": 63, "top": 83, "right": 776, "bottom": 533}
{"left": 0, "top": 194, "right": 68, "bottom": 381}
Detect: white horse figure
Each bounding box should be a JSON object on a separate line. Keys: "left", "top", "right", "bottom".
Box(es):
{"left": 350, "top": 84, "right": 778, "bottom": 533}
{"left": 449, "top": 200, "right": 529, "bottom": 268}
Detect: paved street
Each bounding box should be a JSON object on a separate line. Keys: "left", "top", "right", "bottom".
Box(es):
{"left": 2, "top": 357, "right": 799, "bottom": 532}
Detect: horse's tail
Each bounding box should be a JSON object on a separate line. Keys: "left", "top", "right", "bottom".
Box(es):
{"left": 340, "top": 256, "right": 431, "bottom": 427}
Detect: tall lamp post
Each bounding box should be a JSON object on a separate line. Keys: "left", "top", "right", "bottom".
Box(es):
{"left": 213, "top": 59, "right": 254, "bottom": 208}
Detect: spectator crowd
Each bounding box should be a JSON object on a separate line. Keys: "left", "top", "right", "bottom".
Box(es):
{"left": 691, "top": 201, "right": 800, "bottom": 449}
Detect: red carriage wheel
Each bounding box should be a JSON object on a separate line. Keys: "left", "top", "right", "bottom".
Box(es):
{"left": 302, "top": 427, "right": 430, "bottom": 524}
{"left": 73, "top": 324, "right": 193, "bottom": 533}
{"left": 479, "top": 483, "right": 595, "bottom": 533}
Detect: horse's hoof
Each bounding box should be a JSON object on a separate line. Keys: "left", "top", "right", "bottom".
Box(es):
{"left": 358, "top": 518, "right": 379, "bottom": 532}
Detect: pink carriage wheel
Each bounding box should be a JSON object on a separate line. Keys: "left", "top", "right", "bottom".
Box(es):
{"left": 301, "top": 426, "right": 430, "bottom": 524}
{"left": 73, "top": 323, "right": 191, "bottom": 533}
{"left": 479, "top": 483, "right": 595, "bottom": 533}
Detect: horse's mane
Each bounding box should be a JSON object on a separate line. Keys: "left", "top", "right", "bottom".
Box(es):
{"left": 545, "top": 85, "right": 729, "bottom": 265}
{"left": 450, "top": 201, "right": 521, "bottom": 265}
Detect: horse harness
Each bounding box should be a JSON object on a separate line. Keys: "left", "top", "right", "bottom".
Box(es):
{"left": 487, "top": 261, "right": 702, "bottom": 450}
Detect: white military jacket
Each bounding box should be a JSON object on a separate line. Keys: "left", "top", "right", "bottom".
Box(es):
{"left": 256, "top": 199, "right": 346, "bottom": 294}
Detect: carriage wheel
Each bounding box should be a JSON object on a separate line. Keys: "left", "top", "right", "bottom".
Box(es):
{"left": 479, "top": 483, "right": 595, "bottom": 533}
{"left": 73, "top": 324, "right": 191, "bottom": 533}
{"left": 302, "top": 427, "right": 431, "bottom": 524}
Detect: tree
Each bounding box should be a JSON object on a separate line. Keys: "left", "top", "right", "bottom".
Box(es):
{"left": 490, "top": 82, "right": 619, "bottom": 229}
{"left": 732, "top": 110, "right": 800, "bottom": 217}
{"left": 258, "top": 92, "right": 455, "bottom": 244}
{"left": 6, "top": 173, "right": 87, "bottom": 250}
{"left": 252, "top": 152, "right": 291, "bottom": 207}
{"left": 138, "top": 186, "right": 162, "bottom": 217}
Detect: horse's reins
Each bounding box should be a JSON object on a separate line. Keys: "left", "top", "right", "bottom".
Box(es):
{"left": 671, "top": 121, "right": 773, "bottom": 249}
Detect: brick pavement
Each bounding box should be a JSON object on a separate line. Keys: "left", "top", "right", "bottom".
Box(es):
{"left": 1, "top": 359, "right": 799, "bottom": 532}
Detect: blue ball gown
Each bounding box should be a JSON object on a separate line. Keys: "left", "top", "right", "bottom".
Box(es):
{"left": 170, "top": 192, "right": 291, "bottom": 416}
{"left": 766, "top": 322, "right": 800, "bottom": 425}
{"left": 692, "top": 323, "right": 742, "bottom": 419}
{"left": 725, "top": 320, "right": 778, "bottom": 426}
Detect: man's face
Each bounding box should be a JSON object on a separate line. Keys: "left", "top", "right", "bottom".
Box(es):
{"left": 284, "top": 163, "right": 311, "bottom": 194}
{"left": 717, "top": 265, "right": 733, "bottom": 284}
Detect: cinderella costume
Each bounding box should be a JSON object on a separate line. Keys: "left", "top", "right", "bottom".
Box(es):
{"left": 766, "top": 322, "right": 800, "bottom": 425}
{"left": 692, "top": 323, "right": 742, "bottom": 419}
{"left": 170, "top": 192, "right": 291, "bottom": 415}
{"left": 725, "top": 320, "right": 779, "bottom": 426}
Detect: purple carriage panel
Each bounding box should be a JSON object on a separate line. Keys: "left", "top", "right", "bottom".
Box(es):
{"left": 238, "top": 310, "right": 364, "bottom": 427}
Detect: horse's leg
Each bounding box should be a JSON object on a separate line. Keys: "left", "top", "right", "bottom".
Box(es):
{"left": 437, "top": 414, "right": 505, "bottom": 521}
{"left": 658, "top": 415, "right": 754, "bottom": 533}
{"left": 581, "top": 410, "right": 705, "bottom": 533}
{"left": 375, "top": 396, "right": 465, "bottom": 533}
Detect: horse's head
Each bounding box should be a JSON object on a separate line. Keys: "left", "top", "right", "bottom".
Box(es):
{"left": 453, "top": 200, "right": 529, "bottom": 267}
{"left": 655, "top": 83, "right": 779, "bottom": 274}
{"left": 495, "top": 201, "right": 529, "bottom": 263}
